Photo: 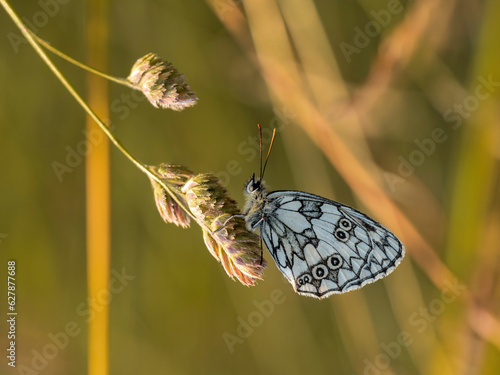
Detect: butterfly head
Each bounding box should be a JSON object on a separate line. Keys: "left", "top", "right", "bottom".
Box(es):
{"left": 242, "top": 125, "right": 274, "bottom": 230}
{"left": 244, "top": 173, "right": 269, "bottom": 204}
{"left": 245, "top": 173, "right": 262, "bottom": 194}
{"left": 245, "top": 125, "right": 276, "bottom": 198}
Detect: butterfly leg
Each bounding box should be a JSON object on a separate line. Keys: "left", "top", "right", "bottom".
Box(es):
{"left": 213, "top": 214, "right": 245, "bottom": 233}
{"left": 259, "top": 238, "right": 264, "bottom": 265}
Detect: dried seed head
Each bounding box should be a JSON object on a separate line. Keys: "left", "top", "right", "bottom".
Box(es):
{"left": 128, "top": 53, "right": 198, "bottom": 111}
{"left": 148, "top": 164, "right": 194, "bottom": 228}
{"left": 182, "top": 174, "right": 232, "bottom": 226}
{"left": 211, "top": 214, "right": 267, "bottom": 286}
{"left": 182, "top": 174, "right": 266, "bottom": 285}
{"left": 147, "top": 166, "right": 266, "bottom": 285}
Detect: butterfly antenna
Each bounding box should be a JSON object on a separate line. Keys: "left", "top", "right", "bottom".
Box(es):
{"left": 261, "top": 128, "right": 276, "bottom": 181}
{"left": 257, "top": 124, "right": 263, "bottom": 180}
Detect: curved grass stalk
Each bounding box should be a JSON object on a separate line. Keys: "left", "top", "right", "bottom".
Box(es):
{"left": 29, "top": 30, "right": 135, "bottom": 89}
{"left": 0, "top": 0, "right": 200, "bottom": 228}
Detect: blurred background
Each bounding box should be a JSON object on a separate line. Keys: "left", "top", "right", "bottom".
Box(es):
{"left": 1, "top": 0, "right": 499, "bottom": 374}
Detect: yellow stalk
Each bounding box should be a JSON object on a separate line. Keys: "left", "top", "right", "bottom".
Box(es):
{"left": 85, "top": 1, "right": 110, "bottom": 375}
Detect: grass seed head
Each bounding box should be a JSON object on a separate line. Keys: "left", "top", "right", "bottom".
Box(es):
{"left": 128, "top": 53, "right": 198, "bottom": 111}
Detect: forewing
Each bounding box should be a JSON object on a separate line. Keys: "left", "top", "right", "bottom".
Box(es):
{"left": 259, "top": 191, "right": 405, "bottom": 299}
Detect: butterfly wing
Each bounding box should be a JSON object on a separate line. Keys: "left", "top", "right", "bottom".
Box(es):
{"left": 258, "top": 191, "right": 405, "bottom": 299}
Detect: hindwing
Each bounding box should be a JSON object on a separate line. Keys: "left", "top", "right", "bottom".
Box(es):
{"left": 257, "top": 191, "right": 405, "bottom": 299}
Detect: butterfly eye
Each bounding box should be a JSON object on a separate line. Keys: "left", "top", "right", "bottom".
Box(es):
{"left": 327, "top": 254, "right": 343, "bottom": 270}
{"left": 246, "top": 181, "right": 254, "bottom": 193}
{"left": 334, "top": 228, "right": 349, "bottom": 242}
{"left": 339, "top": 218, "right": 352, "bottom": 231}
{"left": 312, "top": 264, "right": 329, "bottom": 280}
{"left": 246, "top": 174, "right": 261, "bottom": 193}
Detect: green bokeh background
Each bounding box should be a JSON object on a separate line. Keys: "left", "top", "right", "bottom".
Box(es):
{"left": 1, "top": 1, "right": 499, "bottom": 374}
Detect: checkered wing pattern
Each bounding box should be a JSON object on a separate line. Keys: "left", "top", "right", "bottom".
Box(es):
{"left": 257, "top": 191, "right": 405, "bottom": 299}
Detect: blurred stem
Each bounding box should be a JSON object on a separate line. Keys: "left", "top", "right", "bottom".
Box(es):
{"left": 446, "top": 0, "right": 500, "bottom": 278}
{"left": 446, "top": 0, "right": 500, "bottom": 372}
{"left": 29, "top": 30, "right": 135, "bottom": 89}
{"left": 85, "top": 1, "right": 110, "bottom": 375}
{"left": 0, "top": 0, "right": 197, "bottom": 225}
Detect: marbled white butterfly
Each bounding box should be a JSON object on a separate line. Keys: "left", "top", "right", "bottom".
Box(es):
{"left": 242, "top": 126, "right": 405, "bottom": 299}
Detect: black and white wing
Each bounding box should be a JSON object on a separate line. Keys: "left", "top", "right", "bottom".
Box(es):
{"left": 258, "top": 191, "right": 405, "bottom": 299}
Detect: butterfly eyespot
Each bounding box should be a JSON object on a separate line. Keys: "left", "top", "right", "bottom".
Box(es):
{"left": 339, "top": 218, "right": 352, "bottom": 231}
{"left": 334, "top": 228, "right": 349, "bottom": 242}
{"left": 298, "top": 274, "right": 312, "bottom": 285}
{"left": 327, "top": 254, "right": 343, "bottom": 270}
{"left": 312, "top": 264, "right": 329, "bottom": 280}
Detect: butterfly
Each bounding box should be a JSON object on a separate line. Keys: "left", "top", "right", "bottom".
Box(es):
{"left": 242, "top": 126, "right": 405, "bottom": 299}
